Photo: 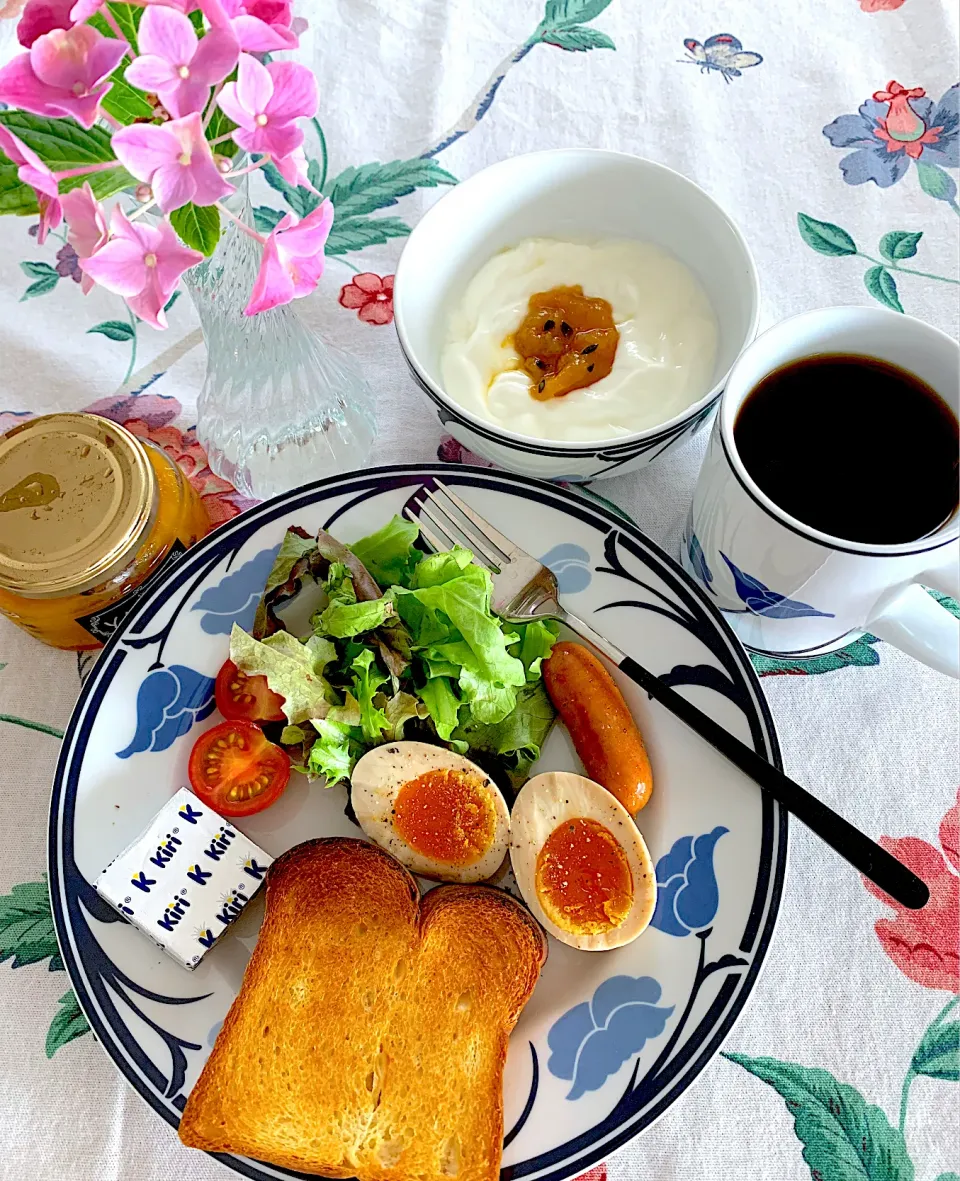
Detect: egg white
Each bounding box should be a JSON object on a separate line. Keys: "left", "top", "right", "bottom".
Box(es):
{"left": 350, "top": 741, "right": 510, "bottom": 883}
{"left": 510, "top": 771, "right": 657, "bottom": 951}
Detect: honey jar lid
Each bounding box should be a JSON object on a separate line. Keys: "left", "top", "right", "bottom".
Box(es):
{"left": 0, "top": 413, "right": 155, "bottom": 596}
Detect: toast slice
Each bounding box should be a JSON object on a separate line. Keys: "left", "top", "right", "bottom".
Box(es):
{"left": 179, "top": 838, "right": 546, "bottom": 1181}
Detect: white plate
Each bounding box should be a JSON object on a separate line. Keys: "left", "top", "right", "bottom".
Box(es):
{"left": 49, "top": 465, "right": 786, "bottom": 1180}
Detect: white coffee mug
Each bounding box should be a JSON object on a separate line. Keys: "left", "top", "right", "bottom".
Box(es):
{"left": 682, "top": 306, "right": 959, "bottom": 677}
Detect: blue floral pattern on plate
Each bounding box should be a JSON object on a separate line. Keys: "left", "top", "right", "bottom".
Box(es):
{"left": 116, "top": 666, "right": 216, "bottom": 759}
{"left": 538, "top": 543, "right": 592, "bottom": 593}
{"left": 547, "top": 975, "right": 674, "bottom": 1099}
{"left": 720, "top": 552, "right": 835, "bottom": 620}
{"left": 190, "top": 546, "right": 279, "bottom": 635}
{"left": 650, "top": 826, "right": 728, "bottom": 937}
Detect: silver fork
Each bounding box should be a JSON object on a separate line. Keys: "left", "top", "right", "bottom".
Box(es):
{"left": 405, "top": 479, "right": 929, "bottom": 911}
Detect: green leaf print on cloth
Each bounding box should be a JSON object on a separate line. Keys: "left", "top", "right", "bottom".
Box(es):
{"left": 0, "top": 877, "right": 91, "bottom": 1057}
{"left": 0, "top": 880, "right": 62, "bottom": 971}
{"left": 46, "top": 992, "right": 91, "bottom": 1059}
{"left": 797, "top": 214, "right": 959, "bottom": 312}
{"left": 724, "top": 1053, "right": 915, "bottom": 1181}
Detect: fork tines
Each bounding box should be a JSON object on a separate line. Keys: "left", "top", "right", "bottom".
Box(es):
{"left": 404, "top": 480, "right": 514, "bottom": 571}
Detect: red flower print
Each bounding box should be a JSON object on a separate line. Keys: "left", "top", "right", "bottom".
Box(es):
{"left": 123, "top": 419, "right": 256, "bottom": 527}
{"left": 437, "top": 434, "right": 495, "bottom": 468}
{"left": 859, "top": 0, "right": 907, "bottom": 10}
{"left": 338, "top": 273, "right": 394, "bottom": 325}
{"left": 863, "top": 788, "right": 960, "bottom": 992}
{"left": 872, "top": 81, "right": 944, "bottom": 159}
{"left": 576, "top": 1167, "right": 606, "bottom": 1181}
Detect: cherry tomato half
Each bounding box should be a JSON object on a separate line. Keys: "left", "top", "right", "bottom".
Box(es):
{"left": 188, "top": 720, "right": 290, "bottom": 817}
{"left": 214, "top": 659, "right": 286, "bottom": 724}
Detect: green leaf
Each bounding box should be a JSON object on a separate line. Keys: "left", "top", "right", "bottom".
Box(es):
{"left": 349, "top": 648, "right": 389, "bottom": 742}
{"left": 911, "top": 1016, "right": 960, "bottom": 1081}
{"left": 350, "top": 515, "right": 422, "bottom": 588}
{"left": 20, "top": 260, "right": 58, "bottom": 278}
{"left": 453, "top": 681, "right": 556, "bottom": 772}
{"left": 916, "top": 161, "right": 958, "bottom": 204}
{"left": 46, "top": 991, "right": 90, "bottom": 1058}
{"left": 254, "top": 205, "right": 285, "bottom": 233}
{"left": 420, "top": 676, "right": 462, "bottom": 741}
{"left": 261, "top": 161, "right": 317, "bottom": 218}
{"left": 751, "top": 634, "right": 881, "bottom": 677}
{"left": 542, "top": 0, "right": 613, "bottom": 26}
{"left": 926, "top": 587, "right": 960, "bottom": 618}
{"left": 20, "top": 274, "right": 60, "bottom": 301}
{"left": 0, "top": 112, "right": 133, "bottom": 213}
{"left": 205, "top": 105, "right": 239, "bottom": 158}
{"left": 879, "top": 231, "right": 922, "bottom": 261}
{"left": 797, "top": 212, "right": 858, "bottom": 257}
{"left": 934, "top": 1174, "right": 960, "bottom": 1181}
{"left": 306, "top": 717, "right": 359, "bottom": 784}
{"left": 326, "top": 158, "right": 456, "bottom": 220}
{"left": 108, "top": 2, "right": 143, "bottom": 48}
{"left": 230, "top": 624, "right": 337, "bottom": 724}
{"left": 0, "top": 879, "right": 61, "bottom": 971}
{"left": 325, "top": 214, "right": 411, "bottom": 256}
{"left": 724, "top": 1053, "right": 915, "bottom": 1181}
{"left": 542, "top": 24, "right": 615, "bottom": 50}
{"left": 100, "top": 68, "right": 154, "bottom": 126}
{"left": 169, "top": 202, "right": 221, "bottom": 257}
{"left": 264, "top": 528, "right": 317, "bottom": 595}
{"left": 88, "top": 320, "right": 136, "bottom": 342}
{"left": 864, "top": 265, "right": 903, "bottom": 313}
{"left": 163, "top": 290, "right": 180, "bottom": 313}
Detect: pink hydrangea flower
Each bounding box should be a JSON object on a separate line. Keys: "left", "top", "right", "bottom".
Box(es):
{"left": 16, "top": 0, "right": 74, "bottom": 48}
{"left": 60, "top": 181, "right": 108, "bottom": 294}
{"left": 217, "top": 52, "right": 317, "bottom": 161}
{"left": 112, "top": 111, "right": 234, "bottom": 213}
{"left": 0, "top": 124, "right": 61, "bottom": 243}
{"left": 244, "top": 199, "right": 334, "bottom": 316}
{"left": 0, "top": 24, "right": 127, "bottom": 128}
{"left": 273, "top": 143, "right": 314, "bottom": 189}
{"left": 125, "top": 6, "right": 238, "bottom": 120}
{"left": 81, "top": 207, "right": 203, "bottom": 329}
{"left": 202, "top": 0, "right": 298, "bottom": 52}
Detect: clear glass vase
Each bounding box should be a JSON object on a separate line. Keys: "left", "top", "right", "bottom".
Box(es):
{"left": 184, "top": 186, "right": 376, "bottom": 500}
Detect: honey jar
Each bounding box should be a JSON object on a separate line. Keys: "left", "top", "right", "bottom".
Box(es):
{"left": 0, "top": 413, "right": 211, "bottom": 650}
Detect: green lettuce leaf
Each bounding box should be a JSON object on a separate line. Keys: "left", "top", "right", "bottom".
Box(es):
{"left": 419, "top": 676, "right": 461, "bottom": 740}
{"left": 350, "top": 515, "right": 422, "bottom": 588}
{"left": 514, "top": 619, "right": 560, "bottom": 681}
{"left": 265, "top": 529, "right": 317, "bottom": 595}
{"left": 315, "top": 562, "right": 396, "bottom": 637}
{"left": 397, "top": 560, "right": 525, "bottom": 724}
{"left": 229, "top": 623, "right": 337, "bottom": 724}
{"left": 350, "top": 648, "right": 389, "bottom": 741}
{"left": 306, "top": 717, "right": 360, "bottom": 783}
{"left": 383, "top": 690, "right": 424, "bottom": 739}
{"left": 453, "top": 682, "right": 555, "bottom": 771}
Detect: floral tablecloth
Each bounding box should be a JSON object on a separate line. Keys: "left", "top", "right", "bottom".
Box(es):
{"left": 1, "top": 1, "right": 958, "bottom": 1179}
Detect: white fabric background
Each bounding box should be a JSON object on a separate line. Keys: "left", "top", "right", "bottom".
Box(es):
{"left": 0, "top": 1, "right": 958, "bottom": 1178}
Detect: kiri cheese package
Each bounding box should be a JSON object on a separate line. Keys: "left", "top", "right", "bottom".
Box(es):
{"left": 95, "top": 788, "right": 273, "bottom": 970}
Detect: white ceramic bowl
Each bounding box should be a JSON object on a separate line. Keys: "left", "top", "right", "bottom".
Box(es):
{"left": 394, "top": 149, "right": 760, "bottom": 481}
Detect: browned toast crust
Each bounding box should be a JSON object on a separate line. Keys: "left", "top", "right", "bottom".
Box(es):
{"left": 179, "top": 839, "right": 545, "bottom": 1181}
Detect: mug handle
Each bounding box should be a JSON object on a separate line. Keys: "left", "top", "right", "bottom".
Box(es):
{"left": 866, "top": 551, "right": 960, "bottom": 679}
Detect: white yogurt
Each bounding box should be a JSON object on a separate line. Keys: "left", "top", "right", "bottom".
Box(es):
{"left": 440, "top": 238, "right": 719, "bottom": 442}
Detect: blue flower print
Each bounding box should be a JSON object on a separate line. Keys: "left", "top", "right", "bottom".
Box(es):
{"left": 720, "top": 553, "right": 835, "bottom": 620}
{"left": 539, "top": 543, "right": 592, "bottom": 593}
{"left": 116, "top": 665, "right": 216, "bottom": 758}
{"left": 823, "top": 81, "right": 958, "bottom": 203}
{"left": 687, "top": 532, "right": 714, "bottom": 593}
{"left": 547, "top": 976, "right": 674, "bottom": 1099}
{"left": 191, "top": 546, "right": 279, "bottom": 635}
{"left": 651, "top": 826, "right": 728, "bottom": 937}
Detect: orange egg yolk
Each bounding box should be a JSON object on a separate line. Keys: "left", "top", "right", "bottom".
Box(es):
{"left": 535, "top": 817, "right": 634, "bottom": 936}
{"left": 393, "top": 768, "right": 496, "bottom": 866}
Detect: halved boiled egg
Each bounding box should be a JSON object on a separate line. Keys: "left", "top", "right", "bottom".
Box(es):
{"left": 351, "top": 741, "right": 510, "bottom": 882}
{"left": 510, "top": 771, "right": 656, "bottom": 951}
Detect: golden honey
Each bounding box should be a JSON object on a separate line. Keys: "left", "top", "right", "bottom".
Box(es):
{"left": 0, "top": 414, "right": 210, "bottom": 650}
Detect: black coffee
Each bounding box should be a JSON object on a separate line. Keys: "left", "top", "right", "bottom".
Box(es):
{"left": 733, "top": 354, "right": 959, "bottom": 545}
